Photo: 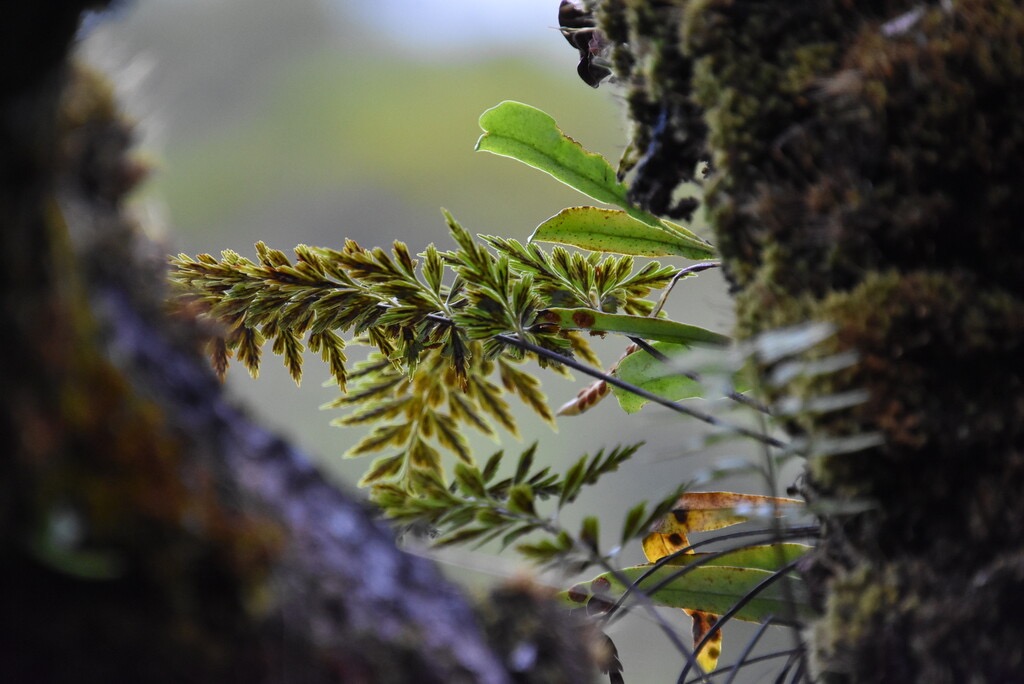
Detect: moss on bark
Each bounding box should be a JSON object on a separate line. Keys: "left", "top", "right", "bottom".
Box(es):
{"left": 598, "top": 0, "right": 1024, "bottom": 679}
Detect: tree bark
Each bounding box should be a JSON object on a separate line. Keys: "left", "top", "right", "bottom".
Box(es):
{"left": 597, "top": 0, "right": 1024, "bottom": 680}
{"left": 1, "top": 5, "right": 593, "bottom": 683}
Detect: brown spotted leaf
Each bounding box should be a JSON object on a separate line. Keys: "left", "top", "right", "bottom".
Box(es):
{"left": 641, "top": 491, "right": 804, "bottom": 673}
{"left": 556, "top": 343, "right": 639, "bottom": 416}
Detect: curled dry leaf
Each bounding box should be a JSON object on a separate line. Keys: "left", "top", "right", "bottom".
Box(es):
{"left": 556, "top": 343, "right": 640, "bottom": 416}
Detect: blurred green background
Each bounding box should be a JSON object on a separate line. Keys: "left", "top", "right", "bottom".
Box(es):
{"left": 80, "top": 1, "right": 793, "bottom": 680}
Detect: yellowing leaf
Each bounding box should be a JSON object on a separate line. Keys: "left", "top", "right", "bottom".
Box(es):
{"left": 558, "top": 541, "right": 811, "bottom": 675}
{"left": 641, "top": 491, "right": 805, "bottom": 673}
{"left": 645, "top": 491, "right": 805, "bottom": 556}
{"left": 689, "top": 611, "right": 722, "bottom": 672}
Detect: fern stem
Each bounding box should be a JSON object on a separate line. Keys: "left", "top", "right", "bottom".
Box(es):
{"left": 722, "top": 617, "right": 774, "bottom": 684}
{"left": 497, "top": 332, "right": 788, "bottom": 449}
{"left": 679, "top": 648, "right": 804, "bottom": 683}
{"left": 651, "top": 261, "right": 721, "bottom": 317}
{"left": 627, "top": 336, "right": 771, "bottom": 414}
{"left": 676, "top": 559, "right": 802, "bottom": 684}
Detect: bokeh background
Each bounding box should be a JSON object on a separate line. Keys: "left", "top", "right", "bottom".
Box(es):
{"left": 80, "top": 1, "right": 792, "bottom": 680}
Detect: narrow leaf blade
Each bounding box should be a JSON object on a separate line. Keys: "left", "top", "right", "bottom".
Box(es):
{"left": 561, "top": 563, "right": 810, "bottom": 622}
{"left": 538, "top": 308, "right": 731, "bottom": 347}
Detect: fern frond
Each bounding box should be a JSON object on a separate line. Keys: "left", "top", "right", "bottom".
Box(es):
{"left": 170, "top": 209, "right": 727, "bottom": 513}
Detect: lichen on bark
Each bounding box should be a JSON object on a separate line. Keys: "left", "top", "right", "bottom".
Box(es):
{"left": 596, "top": 0, "right": 1024, "bottom": 680}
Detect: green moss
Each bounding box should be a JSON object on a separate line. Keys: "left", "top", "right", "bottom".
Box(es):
{"left": 810, "top": 554, "right": 1024, "bottom": 682}
{"left": 7, "top": 66, "right": 289, "bottom": 676}
{"left": 599, "top": 0, "right": 1024, "bottom": 678}
{"left": 813, "top": 565, "right": 895, "bottom": 662}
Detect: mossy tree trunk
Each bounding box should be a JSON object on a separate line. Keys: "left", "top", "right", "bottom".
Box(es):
{"left": 597, "top": 0, "right": 1024, "bottom": 680}
{"left": 1, "top": 5, "right": 594, "bottom": 683}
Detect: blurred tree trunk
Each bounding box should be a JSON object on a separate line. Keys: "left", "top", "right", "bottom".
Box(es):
{"left": 598, "top": 0, "right": 1024, "bottom": 680}
{"left": 0, "top": 4, "right": 592, "bottom": 683}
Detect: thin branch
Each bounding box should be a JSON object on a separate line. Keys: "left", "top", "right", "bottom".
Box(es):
{"left": 679, "top": 648, "right": 804, "bottom": 684}
{"left": 772, "top": 649, "right": 805, "bottom": 684}
{"left": 605, "top": 525, "right": 818, "bottom": 631}
{"left": 651, "top": 261, "right": 721, "bottom": 317}
{"left": 576, "top": 543, "right": 704, "bottom": 682}
{"left": 418, "top": 479, "right": 701, "bottom": 677}
{"left": 786, "top": 654, "right": 808, "bottom": 684}
{"left": 676, "top": 559, "right": 803, "bottom": 684}
{"left": 627, "top": 336, "right": 771, "bottom": 414}
{"left": 754, "top": 376, "right": 812, "bottom": 680}
{"left": 723, "top": 618, "right": 774, "bottom": 684}
{"left": 600, "top": 526, "right": 818, "bottom": 625}
{"left": 497, "top": 333, "right": 788, "bottom": 449}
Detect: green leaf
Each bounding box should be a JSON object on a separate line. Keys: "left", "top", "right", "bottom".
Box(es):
{"left": 538, "top": 308, "right": 731, "bottom": 347}
{"left": 471, "top": 376, "right": 518, "bottom": 436}
{"left": 436, "top": 526, "right": 492, "bottom": 547}
{"left": 432, "top": 412, "right": 473, "bottom": 465}
{"left": 501, "top": 524, "right": 541, "bottom": 550}
{"left": 654, "top": 217, "right": 714, "bottom": 253}
{"left": 612, "top": 342, "right": 703, "bottom": 414}
{"left": 513, "top": 443, "right": 537, "bottom": 484}
{"left": 559, "top": 456, "right": 588, "bottom": 508}
{"left": 474, "top": 508, "right": 510, "bottom": 527}
{"left": 518, "top": 538, "right": 568, "bottom": 564}
{"left": 531, "top": 206, "right": 715, "bottom": 259}
{"left": 499, "top": 360, "right": 555, "bottom": 425}
{"left": 454, "top": 463, "right": 487, "bottom": 498}
{"left": 621, "top": 502, "right": 648, "bottom": 544}
{"left": 421, "top": 243, "right": 444, "bottom": 295}
{"left": 408, "top": 437, "right": 442, "bottom": 473}
{"left": 358, "top": 454, "right": 406, "bottom": 486}
{"left": 346, "top": 423, "right": 411, "bottom": 456}
{"left": 664, "top": 543, "right": 812, "bottom": 572}
{"left": 561, "top": 560, "right": 810, "bottom": 622}
{"left": 579, "top": 516, "right": 600, "bottom": 554}
{"left": 481, "top": 450, "right": 504, "bottom": 484}
{"left": 476, "top": 101, "right": 628, "bottom": 207}
{"left": 475, "top": 101, "right": 715, "bottom": 260}
{"left": 507, "top": 484, "right": 537, "bottom": 516}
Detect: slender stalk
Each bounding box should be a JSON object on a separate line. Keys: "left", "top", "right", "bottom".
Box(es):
{"left": 627, "top": 336, "right": 771, "bottom": 414}
{"left": 497, "top": 332, "right": 788, "bottom": 449}
{"left": 651, "top": 261, "right": 721, "bottom": 317}
{"left": 754, "top": 375, "right": 811, "bottom": 678}
{"left": 772, "top": 649, "right": 804, "bottom": 684}
{"left": 575, "top": 541, "right": 709, "bottom": 684}
{"left": 786, "top": 655, "right": 807, "bottom": 684}
{"left": 679, "top": 648, "right": 804, "bottom": 684}
{"left": 676, "top": 559, "right": 802, "bottom": 684}
{"left": 723, "top": 618, "right": 773, "bottom": 684}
